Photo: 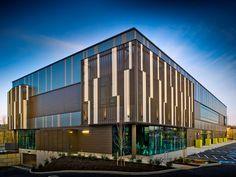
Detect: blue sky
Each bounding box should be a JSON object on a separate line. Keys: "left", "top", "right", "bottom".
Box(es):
{"left": 0, "top": 0, "right": 236, "bottom": 124}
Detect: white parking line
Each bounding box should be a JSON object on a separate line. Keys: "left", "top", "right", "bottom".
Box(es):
{"left": 221, "top": 156, "right": 227, "bottom": 160}
{"left": 204, "top": 155, "right": 209, "bottom": 159}
{"left": 229, "top": 156, "right": 236, "bottom": 161}
{"left": 212, "top": 155, "right": 218, "bottom": 159}
{"left": 197, "top": 154, "right": 200, "bottom": 158}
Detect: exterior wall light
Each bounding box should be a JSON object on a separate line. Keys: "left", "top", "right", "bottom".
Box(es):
{"left": 82, "top": 130, "right": 90, "bottom": 134}
{"left": 68, "top": 130, "right": 73, "bottom": 134}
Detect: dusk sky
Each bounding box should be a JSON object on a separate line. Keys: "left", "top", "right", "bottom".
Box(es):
{"left": 0, "top": 0, "right": 236, "bottom": 124}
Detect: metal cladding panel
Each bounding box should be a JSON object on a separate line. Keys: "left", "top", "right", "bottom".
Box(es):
{"left": 28, "top": 83, "right": 81, "bottom": 119}
{"left": 7, "top": 85, "right": 29, "bottom": 130}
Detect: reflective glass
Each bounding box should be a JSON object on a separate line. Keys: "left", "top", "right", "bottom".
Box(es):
{"left": 52, "top": 60, "right": 65, "bottom": 89}
{"left": 60, "top": 113, "right": 70, "bottom": 127}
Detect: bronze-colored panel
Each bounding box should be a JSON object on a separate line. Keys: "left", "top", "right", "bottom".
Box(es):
{"left": 78, "top": 126, "right": 112, "bottom": 154}
{"left": 28, "top": 83, "right": 81, "bottom": 119}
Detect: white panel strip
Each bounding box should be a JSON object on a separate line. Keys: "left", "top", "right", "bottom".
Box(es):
{"left": 97, "top": 54, "right": 100, "bottom": 78}
{"left": 88, "top": 101, "right": 90, "bottom": 125}
{"left": 19, "top": 85, "right": 21, "bottom": 114}
{"left": 93, "top": 79, "right": 98, "bottom": 124}
{"left": 171, "top": 87, "right": 174, "bottom": 126}
{"left": 140, "top": 44, "right": 143, "bottom": 71}
{"left": 13, "top": 102, "right": 16, "bottom": 129}
{"left": 184, "top": 77, "right": 187, "bottom": 109}
{"left": 129, "top": 42, "right": 132, "bottom": 69}
{"left": 84, "top": 58, "right": 89, "bottom": 101}
{"left": 170, "top": 67, "right": 172, "bottom": 86}
{"left": 164, "top": 62, "right": 167, "bottom": 103}
{"left": 191, "top": 82, "right": 194, "bottom": 113}
{"left": 124, "top": 70, "right": 130, "bottom": 122}
{"left": 150, "top": 51, "right": 153, "bottom": 98}
{"left": 159, "top": 80, "right": 162, "bottom": 124}
{"left": 26, "top": 85, "right": 29, "bottom": 100}
{"left": 112, "top": 47, "right": 117, "bottom": 96}
{"left": 142, "top": 72, "right": 146, "bottom": 122}
{"left": 117, "top": 96, "right": 120, "bottom": 122}
{"left": 23, "top": 100, "right": 27, "bottom": 129}
{"left": 181, "top": 92, "right": 183, "bottom": 127}
{"left": 175, "top": 70, "right": 178, "bottom": 106}
{"left": 149, "top": 98, "right": 151, "bottom": 123}
{"left": 189, "top": 96, "right": 191, "bottom": 127}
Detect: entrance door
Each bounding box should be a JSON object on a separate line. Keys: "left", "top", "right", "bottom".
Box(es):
{"left": 68, "top": 130, "right": 78, "bottom": 154}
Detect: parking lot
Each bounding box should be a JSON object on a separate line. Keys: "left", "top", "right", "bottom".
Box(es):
{"left": 188, "top": 142, "right": 236, "bottom": 164}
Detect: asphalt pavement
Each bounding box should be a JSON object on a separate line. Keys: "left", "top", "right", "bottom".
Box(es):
{"left": 1, "top": 142, "right": 236, "bottom": 177}
{"left": 188, "top": 142, "right": 236, "bottom": 164}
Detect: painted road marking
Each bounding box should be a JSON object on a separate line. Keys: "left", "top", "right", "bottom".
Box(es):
{"left": 229, "top": 156, "right": 236, "bottom": 161}
{"left": 221, "top": 156, "right": 227, "bottom": 160}
{"left": 212, "top": 155, "right": 218, "bottom": 159}
{"left": 204, "top": 155, "right": 209, "bottom": 159}
{"left": 197, "top": 154, "right": 200, "bottom": 158}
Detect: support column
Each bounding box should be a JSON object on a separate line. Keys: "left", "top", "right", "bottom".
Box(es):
{"left": 132, "top": 124, "right": 136, "bottom": 157}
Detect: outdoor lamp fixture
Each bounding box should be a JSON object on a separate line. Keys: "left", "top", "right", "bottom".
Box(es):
{"left": 68, "top": 130, "right": 73, "bottom": 134}
{"left": 82, "top": 130, "right": 90, "bottom": 134}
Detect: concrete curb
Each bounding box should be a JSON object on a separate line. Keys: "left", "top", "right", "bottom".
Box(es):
{"left": 14, "top": 162, "right": 220, "bottom": 176}
{"left": 199, "top": 162, "right": 221, "bottom": 167}
{"left": 29, "top": 168, "right": 181, "bottom": 176}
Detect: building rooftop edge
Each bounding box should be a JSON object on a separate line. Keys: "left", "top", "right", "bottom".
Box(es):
{"left": 11, "top": 27, "right": 227, "bottom": 108}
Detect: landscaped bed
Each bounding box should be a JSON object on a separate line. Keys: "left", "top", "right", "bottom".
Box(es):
{"left": 33, "top": 156, "right": 172, "bottom": 172}
{"left": 173, "top": 157, "right": 216, "bottom": 166}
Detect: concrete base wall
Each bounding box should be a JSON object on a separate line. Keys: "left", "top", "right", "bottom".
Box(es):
{"left": 0, "top": 153, "right": 20, "bottom": 167}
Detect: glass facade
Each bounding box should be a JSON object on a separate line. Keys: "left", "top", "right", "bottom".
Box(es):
{"left": 12, "top": 28, "right": 226, "bottom": 119}
{"left": 28, "top": 112, "right": 81, "bottom": 129}
{"left": 13, "top": 55, "right": 81, "bottom": 97}
{"left": 200, "top": 104, "right": 219, "bottom": 123}
{"left": 18, "top": 130, "right": 36, "bottom": 149}
{"left": 136, "top": 125, "right": 186, "bottom": 155}
{"left": 112, "top": 125, "right": 132, "bottom": 155}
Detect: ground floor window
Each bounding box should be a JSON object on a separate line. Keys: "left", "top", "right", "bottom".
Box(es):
{"left": 18, "top": 130, "right": 36, "bottom": 149}
{"left": 112, "top": 125, "right": 132, "bottom": 155}
{"left": 136, "top": 125, "right": 186, "bottom": 155}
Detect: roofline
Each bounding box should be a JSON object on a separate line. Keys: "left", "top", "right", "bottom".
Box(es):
{"left": 12, "top": 27, "right": 137, "bottom": 83}
{"left": 133, "top": 28, "right": 227, "bottom": 108}
{"left": 12, "top": 27, "right": 226, "bottom": 108}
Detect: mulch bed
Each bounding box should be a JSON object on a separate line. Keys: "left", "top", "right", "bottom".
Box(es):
{"left": 34, "top": 156, "right": 171, "bottom": 172}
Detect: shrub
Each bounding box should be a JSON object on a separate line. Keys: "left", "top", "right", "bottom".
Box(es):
{"left": 31, "top": 165, "right": 36, "bottom": 171}
{"left": 136, "top": 158, "right": 142, "bottom": 163}
{"left": 113, "top": 155, "right": 117, "bottom": 160}
{"left": 101, "top": 154, "right": 109, "bottom": 160}
{"left": 149, "top": 159, "right": 155, "bottom": 165}
{"left": 50, "top": 155, "right": 56, "bottom": 161}
{"left": 78, "top": 153, "right": 85, "bottom": 159}
{"left": 44, "top": 159, "right": 49, "bottom": 166}
{"left": 183, "top": 158, "right": 192, "bottom": 164}
{"left": 154, "top": 158, "right": 163, "bottom": 166}
{"left": 38, "top": 163, "right": 43, "bottom": 169}
{"left": 166, "top": 161, "right": 173, "bottom": 168}
{"left": 88, "top": 154, "right": 97, "bottom": 160}
{"left": 128, "top": 156, "right": 135, "bottom": 162}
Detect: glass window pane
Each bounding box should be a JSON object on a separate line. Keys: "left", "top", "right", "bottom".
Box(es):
{"left": 52, "top": 61, "right": 65, "bottom": 89}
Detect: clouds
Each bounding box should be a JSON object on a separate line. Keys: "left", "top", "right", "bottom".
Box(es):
{"left": 0, "top": 0, "right": 235, "bottom": 125}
